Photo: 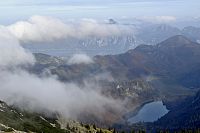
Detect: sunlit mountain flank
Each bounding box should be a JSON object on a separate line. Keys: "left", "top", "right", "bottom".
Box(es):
{"left": 0, "top": 0, "right": 200, "bottom": 133}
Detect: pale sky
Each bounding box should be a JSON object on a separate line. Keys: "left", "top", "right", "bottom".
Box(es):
{"left": 0, "top": 0, "right": 200, "bottom": 25}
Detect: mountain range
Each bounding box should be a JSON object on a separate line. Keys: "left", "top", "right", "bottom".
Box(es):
{"left": 31, "top": 35, "right": 200, "bottom": 127}
{"left": 23, "top": 23, "right": 200, "bottom": 56}
{"left": 1, "top": 35, "right": 200, "bottom": 132}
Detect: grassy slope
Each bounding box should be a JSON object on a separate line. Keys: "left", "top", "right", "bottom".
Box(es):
{"left": 0, "top": 101, "right": 112, "bottom": 133}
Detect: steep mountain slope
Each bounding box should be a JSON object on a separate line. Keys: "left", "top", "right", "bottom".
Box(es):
{"left": 0, "top": 101, "right": 66, "bottom": 133}
{"left": 94, "top": 35, "right": 200, "bottom": 87}
{"left": 0, "top": 101, "right": 113, "bottom": 133}
{"left": 153, "top": 90, "right": 200, "bottom": 131}
{"left": 182, "top": 26, "right": 200, "bottom": 43}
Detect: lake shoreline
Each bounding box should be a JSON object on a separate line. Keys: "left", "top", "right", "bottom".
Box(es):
{"left": 124, "top": 100, "right": 155, "bottom": 119}
{"left": 127, "top": 101, "right": 169, "bottom": 124}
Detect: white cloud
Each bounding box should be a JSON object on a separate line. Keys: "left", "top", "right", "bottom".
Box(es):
{"left": 8, "top": 16, "right": 75, "bottom": 42}
{"left": 67, "top": 54, "right": 94, "bottom": 65}
{"left": 7, "top": 15, "right": 131, "bottom": 43}
{"left": 0, "top": 70, "right": 121, "bottom": 120}
{"left": 0, "top": 26, "right": 34, "bottom": 68}
{"left": 0, "top": 27, "right": 124, "bottom": 121}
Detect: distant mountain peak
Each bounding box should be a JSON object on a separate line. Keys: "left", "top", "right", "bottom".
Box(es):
{"left": 158, "top": 35, "right": 193, "bottom": 47}
{"left": 167, "top": 35, "right": 191, "bottom": 42}
{"left": 108, "top": 19, "right": 117, "bottom": 24}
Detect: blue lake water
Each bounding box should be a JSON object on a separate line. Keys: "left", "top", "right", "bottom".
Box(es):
{"left": 128, "top": 101, "right": 169, "bottom": 124}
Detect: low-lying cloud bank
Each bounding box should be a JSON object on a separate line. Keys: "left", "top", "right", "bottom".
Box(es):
{"left": 0, "top": 26, "right": 123, "bottom": 121}
{"left": 2, "top": 15, "right": 177, "bottom": 46}
{"left": 7, "top": 15, "right": 131, "bottom": 43}
{"left": 0, "top": 70, "right": 121, "bottom": 119}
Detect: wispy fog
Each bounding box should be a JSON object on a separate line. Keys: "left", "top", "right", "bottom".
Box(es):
{"left": 67, "top": 54, "right": 94, "bottom": 65}
{"left": 0, "top": 26, "right": 124, "bottom": 121}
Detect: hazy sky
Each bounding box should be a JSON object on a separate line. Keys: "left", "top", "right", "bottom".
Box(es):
{"left": 0, "top": 0, "right": 200, "bottom": 24}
